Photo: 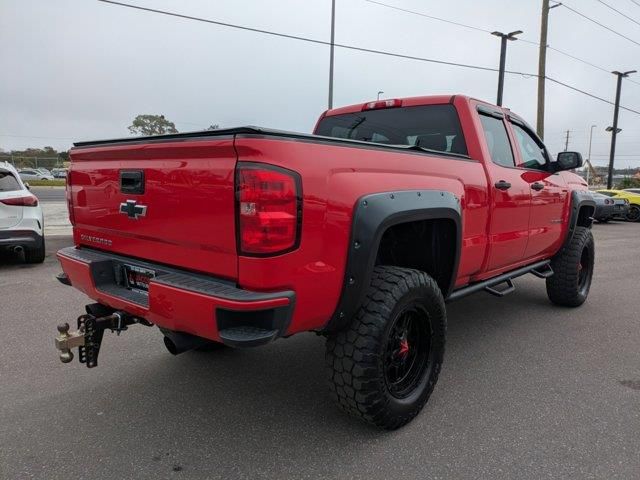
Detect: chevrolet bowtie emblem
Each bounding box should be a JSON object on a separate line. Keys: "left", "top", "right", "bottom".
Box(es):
{"left": 119, "top": 200, "right": 147, "bottom": 219}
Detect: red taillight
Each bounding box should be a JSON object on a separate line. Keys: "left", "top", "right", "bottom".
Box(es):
{"left": 362, "top": 99, "right": 402, "bottom": 111}
{"left": 66, "top": 171, "right": 75, "bottom": 226}
{"left": 1, "top": 195, "right": 38, "bottom": 206}
{"left": 236, "top": 163, "right": 301, "bottom": 255}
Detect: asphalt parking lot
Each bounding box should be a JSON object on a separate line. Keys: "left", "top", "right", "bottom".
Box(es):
{"left": 1, "top": 223, "right": 639, "bottom": 479}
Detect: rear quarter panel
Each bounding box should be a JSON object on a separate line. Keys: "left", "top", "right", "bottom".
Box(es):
{"left": 234, "top": 136, "right": 489, "bottom": 334}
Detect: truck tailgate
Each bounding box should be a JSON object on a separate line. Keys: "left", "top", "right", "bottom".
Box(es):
{"left": 68, "top": 138, "right": 238, "bottom": 280}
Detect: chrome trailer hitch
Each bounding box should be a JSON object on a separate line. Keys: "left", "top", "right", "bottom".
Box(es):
{"left": 54, "top": 305, "right": 152, "bottom": 368}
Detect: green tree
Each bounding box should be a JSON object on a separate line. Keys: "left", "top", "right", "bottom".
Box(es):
{"left": 128, "top": 114, "right": 178, "bottom": 136}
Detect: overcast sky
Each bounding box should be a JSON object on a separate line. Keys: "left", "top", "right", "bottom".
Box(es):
{"left": 2, "top": 0, "right": 640, "bottom": 167}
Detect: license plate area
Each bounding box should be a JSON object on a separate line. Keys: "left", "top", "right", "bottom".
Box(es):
{"left": 122, "top": 264, "right": 156, "bottom": 294}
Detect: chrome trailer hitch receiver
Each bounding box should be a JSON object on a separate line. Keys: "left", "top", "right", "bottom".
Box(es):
{"left": 54, "top": 306, "right": 152, "bottom": 368}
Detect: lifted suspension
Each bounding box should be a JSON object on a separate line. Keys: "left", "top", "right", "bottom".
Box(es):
{"left": 54, "top": 305, "right": 151, "bottom": 368}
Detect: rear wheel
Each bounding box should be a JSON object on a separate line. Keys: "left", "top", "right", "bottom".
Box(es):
{"left": 325, "top": 266, "right": 446, "bottom": 429}
{"left": 546, "top": 227, "right": 594, "bottom": 307}
{"left": 24, "top": 236, "right": 45, "bottom": 264}
{"left": 626, "top": 204, "right": 640, "bottom": 222}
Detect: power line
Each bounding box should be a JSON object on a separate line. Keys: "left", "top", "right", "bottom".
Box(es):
{"left": 361, "top": 0, "right": 640, "bottom": 87}
{"left": 96, "top": 0, "right": 526, "bottom": 75}
{"left": 97, "top": 0, "right": 640, "bottom": 116}
{"left": 628, "top": 0, "right": 640, "bottom": 8}
{"left": 362, "top": 0, "right": 493, "bottom": 34}
{"left": 546, "top": 76, "right": 640, "bottom": 115}
{"left": 562, "top": 3, "right": 640, "bottom": 47}
{"left": 595, "top": 0, "right": 640, "bottom": 26}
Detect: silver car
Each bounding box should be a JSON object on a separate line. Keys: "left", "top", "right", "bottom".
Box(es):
{"left": 18, "top": 168, "right": 54, "bottom": 181}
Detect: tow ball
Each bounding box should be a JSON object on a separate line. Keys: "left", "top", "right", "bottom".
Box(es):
{"left": 54, "top": 307, "right": 150, "bottom": 368}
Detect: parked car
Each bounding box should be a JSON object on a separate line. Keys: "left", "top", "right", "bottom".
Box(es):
{"left": 36, "top": 168, "right": 53, "bottom": 176}
{"left": 597, "top": 189, "right": 640, "bottom": 222}
{"left": 624, "top": 188, "right": 640, "bottom": 195}
{"left": 18, "top": 169, "right": 54, "bottom": 181}
{"left": 51, "top": 168, "right": 68, "bottom": 179}
{"left": 54, "top": 94, "right": 595, "bottom": 429}
{"left": 591, "top": 192, "right": 617, "bottom": 222}
{"left": 0, "top": 162, "right": 45, "bottom": 263}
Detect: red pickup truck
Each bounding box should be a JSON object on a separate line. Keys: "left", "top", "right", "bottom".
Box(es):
{"left": 54, "top": 95, "right": 595, "bottom": 429}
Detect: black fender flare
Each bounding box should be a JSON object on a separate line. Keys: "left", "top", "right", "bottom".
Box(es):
{"left": 562, "top": 190, "right": 596, "bottom": 249}
{"left": 323, "top": 190, "right": 462, "bottom": 333}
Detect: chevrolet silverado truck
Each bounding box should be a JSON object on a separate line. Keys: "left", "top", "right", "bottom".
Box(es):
{"left": 54, "top": 95, "right": 595, "bottom": 429}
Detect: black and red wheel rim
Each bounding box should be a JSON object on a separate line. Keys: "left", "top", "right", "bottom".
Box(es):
{"left": 578, "top": 245, "right": 593, "bottom": 295}
{"left": 384, "top": 305, "right": 431, "bottom": 399}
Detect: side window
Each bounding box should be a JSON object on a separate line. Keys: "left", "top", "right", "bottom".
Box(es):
{"left": 0, "top": 172, "right": 21, "bottom": 192}
{"left": 478, "top": 114, "right": 515, "bottom": 167}
{"left": 511, "top": 123, "right": 547, "bottom": 170}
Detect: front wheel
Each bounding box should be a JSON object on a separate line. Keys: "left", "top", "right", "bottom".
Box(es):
{"left": 325, "top": 266, "right": 446, "bottom": 430}
{"left": 546, "top": 227, "right": 594, "bottom": 307}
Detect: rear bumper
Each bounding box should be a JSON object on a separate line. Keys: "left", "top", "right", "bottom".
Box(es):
{"left": 594, "top": 204, "right": 615, "bottom": 219}
{"left": 0, "top": 230, "right": 42, "bottom": 248}
{"left": 612, "top": 205, "right": 630, "bottom": 218}
{"left": 57, "top": 247, "right": 295, "bottom": 346}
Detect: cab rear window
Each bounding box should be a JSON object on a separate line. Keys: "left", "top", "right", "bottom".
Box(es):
{"left": 315, "top": 104, "right": 467, "bottom": 155}
{"left": 0, "top": 171, "right": 21, "bottom": 192}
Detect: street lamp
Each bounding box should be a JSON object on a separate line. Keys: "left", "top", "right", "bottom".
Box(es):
{"left": 605, "top": 126, "right": 622, "bottom": 134}
{"left": 377, "top": 91, "right": 384, "bottom": 100}
{"left": 492, "top": 30, "right": 523, "bottom": 106}
{"left": 328, "top": 0, "right": 336, "bottom": 109}
{"left": 607, "top": 70, "right": 636, "bottom": 188}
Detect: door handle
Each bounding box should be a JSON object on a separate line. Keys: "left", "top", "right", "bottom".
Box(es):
{"left": 494, "top": 180, "right": 511, "bottom": 190}
{"left": 531, "top": 182, "right": 545, "bottom": 191}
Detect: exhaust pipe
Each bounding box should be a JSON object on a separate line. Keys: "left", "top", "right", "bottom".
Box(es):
{"left": 162, "top": 330, "right": 210, "bottom": 355}
{"left": 13, "top": 245, "right": 24, "bottom": 254}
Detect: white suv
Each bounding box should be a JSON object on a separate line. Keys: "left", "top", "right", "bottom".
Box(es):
{"left": 0, "top": 162, "right": 45, "bottom": 263}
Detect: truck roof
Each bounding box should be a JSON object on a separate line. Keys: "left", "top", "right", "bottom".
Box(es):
{"left": 324, "top": 94, "right": 461, "bottom": 117}
{"left": 323, "top": 94, "right": 512, "bottom": 119}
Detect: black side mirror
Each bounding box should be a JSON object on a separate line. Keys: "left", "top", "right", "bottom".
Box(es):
{"left": 24, "top": 182, "right": 31, "bottom": 190}
{"left": 555, "top": 151, "right": 583, "bottom": 171}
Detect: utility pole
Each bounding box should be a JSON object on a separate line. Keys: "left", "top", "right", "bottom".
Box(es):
{"left": 492, "top": 30, "right": 522, "bottom": 106}
{"left": 328, "top": 0, "right": 336, "bottom": 110}
{"left": 536, "top": 1, "right": 562, "bottom": 140}
{"left": 586, "top": 124, "right": 596, "bottom": 185}
{"left": 607, "top": 70, "right": 636, "bottom": 189}
{"left": 564, "top": 130, "right": 570, "bottom": 151}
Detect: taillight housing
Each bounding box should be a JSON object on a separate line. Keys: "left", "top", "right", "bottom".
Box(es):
{"left": 1, "top": 195, "right": 38, "bottom": 206}
{"left": 66, "top": 171, "right": 75, "bottom": 226}
{"left": 236, "top": 163, "right": 302, "bottom": 256}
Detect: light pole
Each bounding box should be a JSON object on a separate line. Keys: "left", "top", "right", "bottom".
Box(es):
{"left": 492, "top": 30, "right": 522, "bottom": 106}
{"left": 328, "top": 0, "right": 336, "bottom": 109}
{"left": 607, "top": 70, "right": 636, "bottom": 189}
{"left": 586, "top": 124, "right": 596, "bottom": 186}
{"left": 377, "top": 91, "right": 384, "bottom": 100}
